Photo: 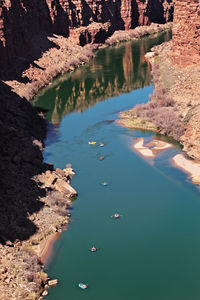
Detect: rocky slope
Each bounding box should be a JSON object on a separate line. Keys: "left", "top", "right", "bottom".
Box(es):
{"left": 0, "top": 79, "right": 77, "bottom": 299}
{"left": 0, "top": 0, "right": 173, "bottom": 67}
{"left": 172, "top": 0, "right": 200, "bottom": 67}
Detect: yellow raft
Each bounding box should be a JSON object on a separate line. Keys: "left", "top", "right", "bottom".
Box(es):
{"left": 88, "top": 142, "right": 96, "bottom": 145}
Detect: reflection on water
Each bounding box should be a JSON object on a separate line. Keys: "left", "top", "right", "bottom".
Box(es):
{"left": 34, "top": 31, "right": 171, "bottom": 124}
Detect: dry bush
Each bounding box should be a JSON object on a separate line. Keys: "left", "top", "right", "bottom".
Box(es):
{"left": 27, "top": 272, "right": 34, "bottom": 282}
{"left": 55, "top": 206, "right": 68, "bottom": 216}
{"left": 151, "top": 107, "right": 184, "bottom": 139}
{"left": 48, "top": 191, "right": 69, "bottom": 216}
{"left": 131, "top": 66, "right": 184, "bottom": 140}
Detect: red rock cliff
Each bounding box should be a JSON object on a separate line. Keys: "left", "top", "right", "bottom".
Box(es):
{"left": 0, "top": 0, "right": 173, "bottom": 67}
{"left": 172, "top": 0, "right": 200, "bottom": 67}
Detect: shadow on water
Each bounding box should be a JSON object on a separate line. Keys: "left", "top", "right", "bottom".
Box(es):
{"left": 34, "top": 31, "right": 171, "bottom": 124}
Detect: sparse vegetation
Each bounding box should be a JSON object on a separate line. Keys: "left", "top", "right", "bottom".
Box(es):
{"left": 48, "top": 190, "right": 70, "bottom": 216}
{"left": 120, "top": 63, "right": 185, "bottom": 140}
{"left": 15, "top": 40, "right": 97, "bottom": 101}
{"left": 105, "top": 23, "right": 172, "bottom": 46}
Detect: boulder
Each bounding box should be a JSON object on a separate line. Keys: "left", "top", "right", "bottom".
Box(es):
{"left": 48, "top": 279, "right": 58, "bottom": 286}
{"left": 145, "top": 52, "right": 155, "bottom": 59}
{"left": 54, "top": 179, "right": 77, "bottom": 197}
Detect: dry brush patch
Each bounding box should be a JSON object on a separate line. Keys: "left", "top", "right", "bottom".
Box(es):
{"left": 120, "top": 62, "right": 185, "bottom": 140}
{"left": 105, "top": 23, "right": 172, "bottom": 46}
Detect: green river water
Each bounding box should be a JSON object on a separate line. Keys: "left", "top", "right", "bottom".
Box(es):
{"left": 34, "top": 32, "right": 200, "bottom": 300}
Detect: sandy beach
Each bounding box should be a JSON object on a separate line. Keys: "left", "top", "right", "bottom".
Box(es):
{"left": 172, "top": 154, "right": 200, "bottom": 183}
{"left": 133, "top": 138, "right": 172, "bottom": 158}
{"left": 38, "top": 232, "right": 61, "bottom": 264}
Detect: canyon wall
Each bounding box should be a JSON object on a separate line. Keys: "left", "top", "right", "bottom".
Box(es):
{"left": 0, "top": 0, "right": 173, "bottom": 68}
{"left": 172, "top": 0, "right": 200, "bottom": 67}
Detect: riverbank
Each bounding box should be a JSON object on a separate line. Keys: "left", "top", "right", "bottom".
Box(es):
{"left": 119, "top": 40, "right": 200, "bottom": 161}
{"left": 0, "top": 23, "right": 172, "bottom": 300}
{"left": 0, "top": 162, "right": 76, "bottom": 299}
{"left": 4, "top": 22, "right": 172, "bottom": 103}
{"left": 172, "top": 154, "right": 200, "bottom": 185}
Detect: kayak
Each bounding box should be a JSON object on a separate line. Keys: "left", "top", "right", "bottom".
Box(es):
{"left": 78, "top": 283, "right": 88, "bottom": 290}
{"left": 88, "top": 142, "right": 96, "bottom": 145}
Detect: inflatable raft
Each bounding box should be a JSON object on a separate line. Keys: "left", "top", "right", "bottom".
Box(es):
{"left": 78, "top": 283, "right": 88, "bottom": 290}
{"left": 88, "top": 142, "right": 96, "bottom": 145}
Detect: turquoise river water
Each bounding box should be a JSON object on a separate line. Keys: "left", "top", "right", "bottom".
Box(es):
{"left": 34, "top": 32, "right": 200, "bottom": 300}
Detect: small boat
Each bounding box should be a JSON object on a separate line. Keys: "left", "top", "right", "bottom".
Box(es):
{"left": 88, "top": 141, "right": 96, "bottom": 145}
{"left": 98, "top": 156, "right": 104, "bottom": 161}
{"left": 110, "top": 213, "right": 121, "bottom": 219}
{"left": 99, "top": 143, "right": 104, "bottom": 147}
{"left": 102, "top": 182, "right": 108, "bottom": 186}
{"left": 78, "top": 283, "right": 88, "bottom": 290}
{"left": 90, "top": 246, "right": 97, "bottom": 252}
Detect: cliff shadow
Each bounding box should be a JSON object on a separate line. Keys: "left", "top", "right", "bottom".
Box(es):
{"left": 81, "top": 0, "right": 97, "bottom": 26}
{"left": 147, "top": 0, "right": 165, "bottom": 24}
{"left": 100, "top": 0, "right": 125, "bottom": 30}
{"left": 0, "top": 0, "right": 61, "bottom": 82}
{"left": 68, "top": 0, "right": 80, "bottom": 27}
{"left": 131, "top": 0, "right": 139, "bottom": 28}
{"left": 51, "top": 0, "right": 70, "bottom": 36}
{"left": 0, "top": 81, "right": 51, "bottom": 243}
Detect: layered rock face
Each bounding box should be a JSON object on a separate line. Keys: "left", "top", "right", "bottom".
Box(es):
{"left": 0, "top": 0, "right": 173, "bottom": 67}
{"left": 172, "top": 0, "right": 200, "bottom": 67}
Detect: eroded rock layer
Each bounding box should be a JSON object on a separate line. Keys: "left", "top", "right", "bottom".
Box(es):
{"left": 0, "top": 0, "right": 173, "bottom": 67}
{"left": 172, "top": 0, "right": 200, "bottom": 67}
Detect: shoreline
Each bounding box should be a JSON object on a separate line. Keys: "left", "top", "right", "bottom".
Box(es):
{"left": 116, "top": 117, "right": 159, "bottom": 133}
{"left": 5, "top": 22, "right": 172, "bottom": 103}
{"left": 172, "top": 154, "right": 200, "bottom": 184}
{"left": 38, "top": 233, "right": 59, "bottom": 265}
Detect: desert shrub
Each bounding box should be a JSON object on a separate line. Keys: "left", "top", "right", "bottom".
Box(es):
{"left": 131, "top": 89, "right": 184, "bottom": 140}
{"left": 24, "top": 254, "right": 39, "bottom": 272}
{"left": 27, "top": 272, "right": 34, "bottom": 282}
{"left": 70, "top": 58, "right": 80, "bottom": 66}
{"left": 151, "top": 107, "right": 184, "bottom": 139}
{"left": 56, "top": 206, "right": 68, "bottom": 216}
{"left": 48, "top": 191, "right": 69, "bottom": 216}
{"left": 158, "top": 96, "right": 175, "bottom": 107}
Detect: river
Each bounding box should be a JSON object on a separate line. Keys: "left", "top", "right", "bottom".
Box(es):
{"left": 34, "top": 31, "right": 200, "bottom": 300}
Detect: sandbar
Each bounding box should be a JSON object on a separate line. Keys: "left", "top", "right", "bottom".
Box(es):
{"left": 172, "top": 154, "right": 200, "bottom": 183}
{"left": 133, "top": 138, "right": 172, "bottom": 158}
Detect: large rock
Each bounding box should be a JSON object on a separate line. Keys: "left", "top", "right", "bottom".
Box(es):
{"left": 54, "top": 179, "right": 77, "bottom": 197}
{"left": 38, "top": 169, "right": 77, "bottom": 197}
